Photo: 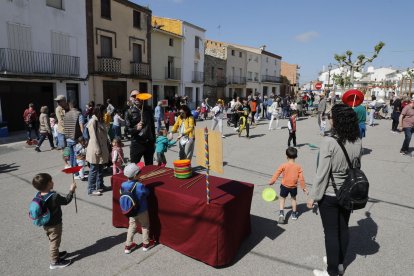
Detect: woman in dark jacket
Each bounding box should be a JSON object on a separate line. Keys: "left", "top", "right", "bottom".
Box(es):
{"left": 308, "top": 104, "right": 362, "bottom": 276}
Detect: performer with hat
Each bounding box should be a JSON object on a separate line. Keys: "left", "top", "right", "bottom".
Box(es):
{"left": 125, "top": 90, "right": 156, "bottom": 165}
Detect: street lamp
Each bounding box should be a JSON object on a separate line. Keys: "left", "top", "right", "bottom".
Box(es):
{"left": 327, "top": 63, "right": 332, "bottom": 89}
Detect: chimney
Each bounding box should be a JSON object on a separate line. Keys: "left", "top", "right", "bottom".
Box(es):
{"left": 260, "top": 45, "right": 266, "bottom": 51}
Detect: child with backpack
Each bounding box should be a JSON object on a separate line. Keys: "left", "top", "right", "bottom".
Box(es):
{"left": 155, "top": 128, "right": 176, "bottom": 166}
{"left": 29, "top": 173, "right": 77, "bottom": 269}
{"left": 121, "top": 163, "right": 155, "bottom": 254}
{"left": 75, "top": 136, "right": 87, "bottom": 181}
{"left": 111, "top": 137, "right": 125, "bottom": 175}
{"left": 268, "top": 147, "right": 308, "bottom": 224}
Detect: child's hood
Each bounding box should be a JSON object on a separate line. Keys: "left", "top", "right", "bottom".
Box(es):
{"left": 156, "top": 136, "right": 169, "bottom": 143}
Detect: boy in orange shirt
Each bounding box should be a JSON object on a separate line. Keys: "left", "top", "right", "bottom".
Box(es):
{"left": 268, "top": 147, "right": 307, "bottom": 224}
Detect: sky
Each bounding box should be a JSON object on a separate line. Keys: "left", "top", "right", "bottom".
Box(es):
{"left": 132, "top": 0, "right": 414, "bottom": 84}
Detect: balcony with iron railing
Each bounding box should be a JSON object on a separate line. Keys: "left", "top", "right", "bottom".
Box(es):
{"left": 261, "top": 75, "right": 282, "bottom": 83}
{"left": 227, "top": 75, "right": 246, "bottom": 85}
{"left": 131, "top": 62, "right": 150, "bottom": 78}
{"left": 192, "top": 71, "right": 204, "bottom": 83}
{"left": 0, "top": 48, "right": 80, "bottom": 77}
{"left": 97, "top": 57, "right": 121, "bottom": 74}
{"left": 165, "top": 67, "right": 181, "bottom": 80}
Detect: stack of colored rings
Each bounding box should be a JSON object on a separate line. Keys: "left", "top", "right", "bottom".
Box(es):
{"left": 173, "top": 159, "right": 192, "bottom": 179}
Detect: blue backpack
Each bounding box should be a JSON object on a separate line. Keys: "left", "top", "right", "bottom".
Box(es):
{"left": 28, "top": 192, "right": 55, "bottom": 227}
{"left": 119, "top": 182, "right": 140, "bottom": 217}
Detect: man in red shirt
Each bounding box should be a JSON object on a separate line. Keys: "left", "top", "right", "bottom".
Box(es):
{"left": 23, "top": 103, "right": 40, "bottom": 143}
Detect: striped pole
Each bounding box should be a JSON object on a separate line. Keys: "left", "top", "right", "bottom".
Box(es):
{"left": 204, "top": 127, "right": 210, "bottom": 204}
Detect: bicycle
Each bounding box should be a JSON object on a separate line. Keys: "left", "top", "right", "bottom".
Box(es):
{"left": 238, "top": 115, "right": 250, "bottom": 137}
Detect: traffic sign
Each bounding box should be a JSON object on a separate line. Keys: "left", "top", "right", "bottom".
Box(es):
{"left": 315, "top": 82, "right": 322, "bottom": 90}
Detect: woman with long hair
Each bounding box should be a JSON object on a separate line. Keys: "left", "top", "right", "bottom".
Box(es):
{"left": 86, "top": 104, "right": 110, "bottom": 196}
{"left": 308, "top": 104, "right": 362, "bottom": 276}
{"left": 170, "top": 105, "right": 195, "bottom": 160}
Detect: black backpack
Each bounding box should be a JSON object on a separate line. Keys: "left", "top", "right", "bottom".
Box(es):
{"left": 332, "top": 139, "right": 369, "bottom": 211}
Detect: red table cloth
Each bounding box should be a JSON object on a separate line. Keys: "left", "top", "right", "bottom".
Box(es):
{"left": 111, "top": 165, "right": 254, "bottom": 267}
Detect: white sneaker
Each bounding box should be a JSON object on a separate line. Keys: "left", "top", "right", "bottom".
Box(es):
{"left": 313, "top": 269, "right": 329, "bottom": 276}
{"left": 74, "top": 175, "right": 81, "bottom": 180}
{"left": 234, "top": 127, "right": 239, "bottom": 131}
{"left": 323, "top": 256, "right": 344, "bottom": 275}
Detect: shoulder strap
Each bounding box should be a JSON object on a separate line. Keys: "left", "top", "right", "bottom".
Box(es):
{"left": 130, "top": 181, "right": 138, "bottom": 193}
{"left": 334, "top": 138, "right": 353, "bottom": 169}
{"left": 37, "top": 191, "right": 55, "bottom": 202}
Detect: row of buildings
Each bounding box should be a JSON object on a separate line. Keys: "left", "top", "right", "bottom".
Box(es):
{"left": 0, "top": 0, "right": 299, "bottom": 131}
{"left": 303, "top": 65, "right": 414, "bottom": 99}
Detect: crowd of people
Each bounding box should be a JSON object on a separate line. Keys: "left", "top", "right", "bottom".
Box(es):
{"left": 24, "top": 89, "right": 414, "bottom": 274}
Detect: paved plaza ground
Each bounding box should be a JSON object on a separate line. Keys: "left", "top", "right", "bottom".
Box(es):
{"left": 1, "top": 115, "right": 413, "bottom": 276}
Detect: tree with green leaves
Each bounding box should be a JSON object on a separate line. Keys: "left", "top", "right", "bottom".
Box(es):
{"left": 333, "top": 41, "right": 385, "bottom": 88}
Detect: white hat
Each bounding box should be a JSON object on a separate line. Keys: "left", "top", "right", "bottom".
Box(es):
{"left": 54, "top": 95, "right": 66, "bottom": 101}
{"left": 124, "top": 163, "right": 140, "bottom": 178}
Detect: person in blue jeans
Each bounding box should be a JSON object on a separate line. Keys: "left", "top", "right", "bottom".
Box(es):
{"left": 112, "top": 109, "right": 125, "bottom": 139}
{"left": 398, "top": 98, "right": 414, "bottom": 155}
{"left": 154, "top": 101, "right": 164, "bottom": 135}
{"left": 86, "top": 104, "right": 111, "bottom": 196}
{"left": 63, "top": 102, "right": 84, "bottom": 174}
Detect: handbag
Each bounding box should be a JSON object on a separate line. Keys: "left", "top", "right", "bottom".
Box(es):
{"left": 330, "top": 138, "right": 369, "bottom": 211}
{"left": 179, "top": 135, "right": 189, "bottom": 146}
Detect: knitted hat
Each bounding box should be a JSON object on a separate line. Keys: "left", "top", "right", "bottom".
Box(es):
{"left": 124, "top": 163, "right": 140, "bottom": 178}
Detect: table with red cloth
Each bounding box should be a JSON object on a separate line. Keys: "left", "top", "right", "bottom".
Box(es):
{"left": 111, "top": 165, "right": 254, "bottom": 267}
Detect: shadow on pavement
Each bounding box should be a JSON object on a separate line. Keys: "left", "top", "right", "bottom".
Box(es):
{"left": 362, "top": 148, "right": 373, "bottom": 155}
{"left": 0, "top": 163, "right": 20, "bottom": 173}
{"left": 345, "top": 211, "right": 379, "bottom": 268}
{"left": 223, "top": 214, "right": 285, "bottom": 267}
{"left": 249, "top": 134, "right": 266, "bottom": 139}
{"left": 281, "top": 203, "right": 313, "bottom": 224}
{"left": 68, "top": 232, "right": 127, "bottom": 262}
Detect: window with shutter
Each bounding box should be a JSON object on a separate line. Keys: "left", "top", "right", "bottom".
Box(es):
{"left": 101, "top": 0, "right": 111, "bottom": 19}
{"left": 133, "top": 10, "right": 141, "bottom": 28}
{"left": 100, "top": 36, "right": 112, "bottom": 57}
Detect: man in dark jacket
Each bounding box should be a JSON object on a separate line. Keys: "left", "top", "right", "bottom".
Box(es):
{"left": 126, "top": 90, "right": 156, "bottom": 165}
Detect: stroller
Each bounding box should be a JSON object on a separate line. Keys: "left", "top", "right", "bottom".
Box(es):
{"left": 226, "top": 108, "right": 236, "bottom": 127}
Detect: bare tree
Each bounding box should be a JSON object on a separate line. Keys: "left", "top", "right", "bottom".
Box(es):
{"left": 334, "top": 41, "right": 385, "bottom": 87}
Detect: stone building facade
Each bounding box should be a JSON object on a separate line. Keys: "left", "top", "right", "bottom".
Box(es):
{"left": 203, "top": 54, "right": 227, "bottom": 104}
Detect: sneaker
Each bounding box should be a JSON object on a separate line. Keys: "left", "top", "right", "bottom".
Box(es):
{"left": 278, "top": 211, "right": 285, "bottom": 224}
{"left": 34, "top": 147, "right": 41, "bottom": 152}
{"left": 234, "top": 127, "right": 239, "bottom": 131}
{"left": 338, "top": 264, "right": 344, "bottom": 275}
{"left": 323, "top": 256, "right": 344, "bottom": 275}
{"left": 50, "top": 259, "right": 71, "bottom": 269}
{"left": 313, "top": 269, "right": 329, "bottom": 276}
{"left": 74, "top": 175, "right": 82, "bottom": 180}
{"left": 102, "top": 185, "right": 112, "bottom": 192}
{"left": 59, "top": 251, "right": 68, "bottom": 259}
{"left": 142, "top": 240, "right": 155, "bottom": 252}
{"left": 400, "top": 151, "right": 407, "bottom": 155}
{"left": 89, "top": 191, "right": 102, "bottom": 196}
{"left": 81, "top": 177, "right": 88, "bottom": 181}
{"left": 222, "top": 135, "right": 226, "bottom": 138}
{"left": 64, "top": 165, "right": 71, "bottom": 169}
{"left": 291, "top": 211, "right": 298, "bottom": 220}
{"left": 124, "top": 242, "right": 137, "bottom": 254}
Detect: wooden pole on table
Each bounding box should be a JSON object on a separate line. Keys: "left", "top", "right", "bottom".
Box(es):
{"left": 72, "top": 174, "right": 78, "bottom": 213}
{"left": 204, "top": 127, "right": 210, "bottom": 204}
